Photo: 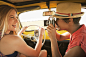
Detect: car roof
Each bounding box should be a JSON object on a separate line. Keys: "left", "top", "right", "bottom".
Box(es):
{"left": 1, "top": 0, "right": 86, "bottom": 12}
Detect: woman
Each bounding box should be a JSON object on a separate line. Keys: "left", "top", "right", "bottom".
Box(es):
{"left": 0, "top": 5, "right": 47, "bottom": 57}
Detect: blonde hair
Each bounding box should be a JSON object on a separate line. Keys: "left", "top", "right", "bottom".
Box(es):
{"left": 0, "top": 5, "right": 20, "bottom": 38}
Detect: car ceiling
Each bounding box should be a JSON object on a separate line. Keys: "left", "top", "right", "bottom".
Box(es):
{"left": 0, "top": 0, "right": 86, "bottom": 12}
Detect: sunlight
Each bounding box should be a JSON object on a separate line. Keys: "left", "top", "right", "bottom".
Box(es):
{"left": 80, "top": 8, "right": 86, "bottom": 25}
{"left": 19, "top": 8, "right": 86, "bottom": 27}
{"left": 19, "top": 8, "right": 56, "bottom": 22}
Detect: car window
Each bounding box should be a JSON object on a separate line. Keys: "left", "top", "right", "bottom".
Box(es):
{"left": 19, "top": 8, "right": 86, "bottom": 31}
{"left": 19, "top": 8, "right": 56, "bottom": 31}
{"left": 80, "top": 8, "right": 86, "bottom": 25}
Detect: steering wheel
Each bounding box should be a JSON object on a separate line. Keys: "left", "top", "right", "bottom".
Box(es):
{"left": 21, "top": 25, "right": 46, "bottom": 46}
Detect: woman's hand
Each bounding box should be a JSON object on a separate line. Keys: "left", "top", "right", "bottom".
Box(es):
{"left": 21, "top": 26, "right": 28, "bottom": 32}
{"left": 39, "top": 27, "right": 45, "bottom": 39}
{"left": 18, "top": 26, "right": 29, "bottom": 36}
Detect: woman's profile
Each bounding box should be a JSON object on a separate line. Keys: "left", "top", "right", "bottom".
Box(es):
{"left": 0, "top": 5, "right": 47, "bottom": 57}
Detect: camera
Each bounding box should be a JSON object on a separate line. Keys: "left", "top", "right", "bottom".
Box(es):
{"left": 44, "top": 17, "right": 55, "bottom": 27}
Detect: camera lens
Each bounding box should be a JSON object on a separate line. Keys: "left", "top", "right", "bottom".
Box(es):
{"left": 46, "top": 20, "right": 49, "bottom": 26}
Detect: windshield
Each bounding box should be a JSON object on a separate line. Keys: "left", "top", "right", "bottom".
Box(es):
{"left": 19, "top": 8, "right": 86, "bottom": 31}
{"left": 19, "top": 8, "right": 56, "bottom": 31}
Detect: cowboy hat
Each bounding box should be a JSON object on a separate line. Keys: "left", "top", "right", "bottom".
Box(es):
{"left": 53, "top": 2, "right": 84, "bottom": 18}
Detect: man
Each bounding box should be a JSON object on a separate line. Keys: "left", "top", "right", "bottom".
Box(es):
{"left": 47, "top": 2, "right": 86, "bottom": 57}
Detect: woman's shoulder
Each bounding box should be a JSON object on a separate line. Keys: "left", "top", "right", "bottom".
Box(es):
{"left": 0, "top": 35, "right": 23, "bottom": 55}
{"left": 2, "top": 35, "right": 22, "bottom": 43}
{"left": 4, "top": 34, "right": 19, "bottom": 38}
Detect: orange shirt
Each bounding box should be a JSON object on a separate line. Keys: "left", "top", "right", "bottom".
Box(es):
{"left": 66, "top": 24, "right": 86, "bottom": 53}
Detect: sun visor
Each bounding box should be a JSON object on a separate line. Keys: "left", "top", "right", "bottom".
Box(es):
{"left": 17, "top": 6, "right": 41, "bottom": 12}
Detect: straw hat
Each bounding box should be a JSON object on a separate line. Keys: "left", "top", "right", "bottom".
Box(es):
{"left": 53, "top": 2, "right": 84, "bottom": 18}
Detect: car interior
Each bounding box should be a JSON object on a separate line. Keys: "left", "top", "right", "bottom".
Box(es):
{"left": 0, "top": 0, "right": 86, "bottom": 57}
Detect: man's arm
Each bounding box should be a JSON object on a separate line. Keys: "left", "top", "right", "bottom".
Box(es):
{"left": 47, "top": 24, "right": 62, "bottom": 57}
{"left": 64, "top": 46, "right": 85, "bottom": 57}
{"left": 56, "top": 32, "right": 70, "bottom": 41}
{"left": 50, "top": 37, "right": 62, "bottom": 57}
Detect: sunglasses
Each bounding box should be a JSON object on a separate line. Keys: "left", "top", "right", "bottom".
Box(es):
{"left": 55, "top": 18, "right": 60, "bottom": 25}
{"left": 55, "top": 18, "right": 70, "bottom": 25}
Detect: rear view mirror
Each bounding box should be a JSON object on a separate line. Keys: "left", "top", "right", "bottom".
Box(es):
{"left": 43, "top": 11, "right": 55, "bottom": 16}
